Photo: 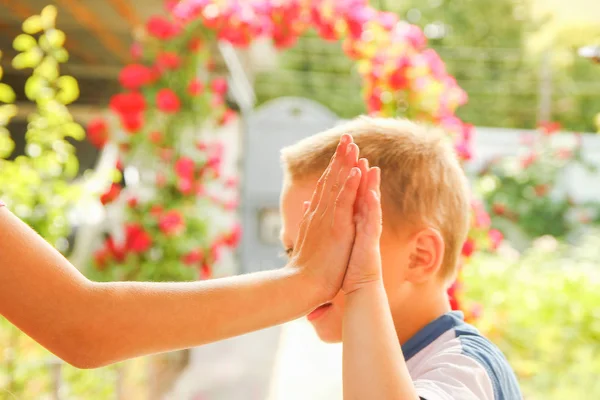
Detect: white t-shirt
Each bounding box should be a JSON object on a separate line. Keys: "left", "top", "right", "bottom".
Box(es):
{"left": 405, "top": 311, "right": 522, "bottom": 400}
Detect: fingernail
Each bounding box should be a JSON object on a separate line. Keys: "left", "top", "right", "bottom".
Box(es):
{"left": 350, "top": 168, "right": 358, "bottom": 177}
{"left": 346, "top": 144, "right": 353, "bottom": 156}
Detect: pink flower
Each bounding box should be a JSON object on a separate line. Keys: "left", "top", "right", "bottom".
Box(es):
{"left": 520, "top": 152, "right": 537, "bottom": 169}
{"left": 175, "top": 157, "right": 195, "bottom": 179}
{"left": 211, "top": 78, "right": 228, "bottom": 95}
{"left": 488, "top": 229, "right": 503, "bottom": 250}
{"left": 539, "top": 121, "right": 561, "bottom": 135}
{"left": 158, "top": 210, "right": 185, "bottom": 236}
{"left": 455, "top": 140, "right": 473, "bottom": 161}
{"left": 156, "top": 88, "right": 181, "bottom": 113}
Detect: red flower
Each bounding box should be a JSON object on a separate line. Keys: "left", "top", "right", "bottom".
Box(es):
{"left": 539, "top": 121, "right": 561, "bottom": 135}
{"left": 188, "top": 37, "right": 203, "bottom": 52}
{"left": 211, "top": 78, "right": 228, "bottom": 95}
{"left": 160, "top": 148, "right": 174, "bottom": 162}
{"left": 130, "top": 42, "right": 143, "bottom": 60}
{"left": 150, "top": 205, "right": 163, "bottom": 217}
{"left": 461, "top": 238, "right": 475, "bottom": 257}
{"left": 110, "top": 92, "right": 146, "bottom": 115}
{"left": 158, "top": 210, "right": 185, "bottom": 236}
{"left": 125, "top": 224, "right": 152, "bottom": 253}
{"left": 105, "top": 236, "right": 126, "bottom": 262}
{"left": 182, "top": 249, "right": 203, "bottom": 266}
{"left": 200, "top": 262, "right": 211, "bottom": 280}
{"left": 175, "top": 157, "right": 195, "bottom": 179}
{"left": 94, "top": 248, "right": 110, "bottom": 270}
{"left": 149, "top": 131, "right": 162, "bottom": 144}
{"left": 534, "top": 184, "right": 549, "bottom": 197}
{"left": 520, "top": 152, "right": 536, "bottom": 169}
{"left": 121, "top": 112, "right": 144, "bottom": 133}
{"left": 455, "top": 141, "right": 473, "bottom": 161}
{"left": 87, "top": 118, "right": 109, "bottom": 148}
{"left": 222, "top": 223, "right": 242, "bottom": 248}
{"left": 488, "top": 229, "right": 503, "bottom": 250}
{"left": 218, "top": 109, "right": 236, "bottom": 126}
{"left": 556, "top": 148, "right": 572, "bottom": 160}
{"left": 177, "top": 178, "right": 194, "bottom": 195}
{"left": 187, "top": 79, "right": 204, "bottom": 96}
{"left": 119, "top": 64, "right": 156, "bottom": 90}
{"left": 492, "top": 203, "right": 506, "bottom": 215}
{"left": 225, "top": 176, "right": 238, "bottom": 188}
{"left": 156, "top": 88, "right": 181, "bottom": 113}
{"left": 146, "top": 16, "right": 180, "bottom": 40}
{"left": 127, "top": 197, "right": 138, "bottom": 208}
{"left": 156, "top": 52, "right": 181, "bottom": 71}
{"left": 100, "top": 183, "right": 121, "bottom": 205}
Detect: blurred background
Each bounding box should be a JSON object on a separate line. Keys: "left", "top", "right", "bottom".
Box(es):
{"left": 0, "top": 0, "right": 599, "bottom": 399}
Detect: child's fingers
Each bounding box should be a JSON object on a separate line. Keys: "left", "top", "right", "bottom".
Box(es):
{"left": 333, "top": 167, "right": 362, "bottom": 227}
{"left": 365, "top": 167, "right": 383, "bottom": 237}
{"left": 310, "top": 134, "right": 352, "bottom": 213}
{"left": 355, "top": 158, "right": 369, "bottom": 214}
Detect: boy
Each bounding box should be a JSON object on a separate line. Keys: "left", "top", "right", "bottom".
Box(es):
{"left": 280, "top": 117, "right": 522, "bottom": 399}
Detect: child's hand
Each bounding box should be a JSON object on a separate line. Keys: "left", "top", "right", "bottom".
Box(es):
{"left": 342, "top": 159, "right": 383, "bottom": 294}
{"left": 289, "top": 134, "right": 362, "bottom": 302}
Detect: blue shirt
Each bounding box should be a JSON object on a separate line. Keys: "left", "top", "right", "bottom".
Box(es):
{"left": 403, "top": 311, "right": 522, "bottom": 400}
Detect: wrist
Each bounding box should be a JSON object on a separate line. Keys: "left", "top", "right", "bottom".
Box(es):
{"left": 279, "top": 265, "right": 328, "bottom": 314}
{"left": 344, "top": 278, "right": 385, "bottom": 297}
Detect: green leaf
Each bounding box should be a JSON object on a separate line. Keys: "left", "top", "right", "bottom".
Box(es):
{"left": 22, "top": 15, "right": 43, "bottom": 35}
{"left": 44, "top": 29, "right": 66, "bottom": 49}
{"left": 0, "top": 83, "right": 16, "bottom": 104}
{"left": 63, "top": 122, "right": 85, "bottom": 141}
{"left": 13, "top": 34, "right": 37, "bottom": 52}
{"left": 40, "top": 5, "right": 58, "bottom": 30}
{"left": 56, "top": 75, "right": 79, "bottom": 104}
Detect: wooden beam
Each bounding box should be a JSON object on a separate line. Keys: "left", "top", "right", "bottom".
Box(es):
{"left": 54, "top": 0, "right": 131, "bottom": 64}
{"left": 106, "top": 0, "right": 144, "bottom": 31}
{"left": 0, "top": 0, "right": 99, "bottom": 64}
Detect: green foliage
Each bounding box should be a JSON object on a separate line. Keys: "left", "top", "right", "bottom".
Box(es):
{"left": 477, "top": 127, "right": 600, "bottom": 244}
{"left": 463, "top": 234, "right": 600, "bottom": 399}
{"left": 0, "top": 5, "right": 83, "bottom": 249}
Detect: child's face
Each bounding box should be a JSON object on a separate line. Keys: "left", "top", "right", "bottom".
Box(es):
{"left": 280, "top": 176, "right": 413, "bottom": 343}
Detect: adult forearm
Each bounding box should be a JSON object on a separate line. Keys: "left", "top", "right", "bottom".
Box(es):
{"left": 343, "top": 282, "right": 417, "bottom": 400}
{"left": 79, "top": 267, "right": 319, "bottom": 368}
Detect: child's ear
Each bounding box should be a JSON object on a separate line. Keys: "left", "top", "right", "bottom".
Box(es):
{"left": 406, "top": 228, "right": 445, "bottom": 283}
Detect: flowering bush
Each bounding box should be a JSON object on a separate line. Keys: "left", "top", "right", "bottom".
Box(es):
{"left": 88, "top": 11, "right": 241, "bottom": 282}
{"left": 161, "top": 0, "right": 496, "bottom": 314}
{"left": 477, "top": 122, "right": 600, "bottom": 243}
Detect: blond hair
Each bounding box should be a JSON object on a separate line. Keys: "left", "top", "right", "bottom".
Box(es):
{"left": 281, "top": 116, "right": 471, "bottom": 283}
